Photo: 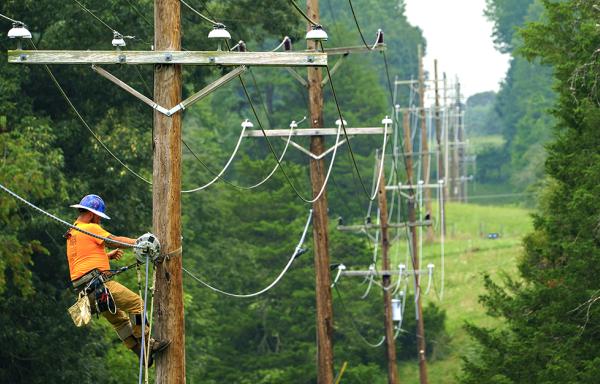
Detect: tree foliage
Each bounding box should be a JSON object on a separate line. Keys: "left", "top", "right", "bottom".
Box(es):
{"left": 461, "top": 1, "right": 600, "bottom": 382}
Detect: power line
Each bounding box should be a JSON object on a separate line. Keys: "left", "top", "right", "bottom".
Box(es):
{"left": 287, "top": 0, "right": 319, "bottom": 26}
{"left": 0, "top": 182, "right": 143, "bottom": 249}
{"left": 239, "top": 75, "right": 343, "bottom": 204}
{"left": 29, "top": 40, "right": 152, "bottom": 185}
{"left": 181, "top": 123, "right": 247, "bottom": 193}
{"left": 183, "top": 209, "right": 312, "bottom": 298}
{"left": 182, "top": 119, "right": 297, "bottom": 191}
{"left": 0, "top": 12, "right": 20, "bottom": 24}
{"left": 72, "top": 0, "right": 120, "bottom": 34}
{"left": 179, "top": 0, "right": 218, "bottom": 25}
{"left": 320, "top": 41, "right": 375, "bottom": 200}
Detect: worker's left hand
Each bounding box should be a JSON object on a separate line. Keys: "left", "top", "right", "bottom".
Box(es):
{"left": 108, "top": 249, "right": 124, "bottom": 261}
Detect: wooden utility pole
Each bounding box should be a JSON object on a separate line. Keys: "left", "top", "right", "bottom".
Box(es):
{"left": 451, "top": 80, "right": 460, "bottom": 201}
{"left": 402, "top": 112, "right": 429, "bottom": 384}
{"left": 433, "top": 60, "right": 445, "bottom": 236}
{"left": 376, "top": 150, "right": 399, "bottom": 384}
{"left": 153, "top": 0, "right": 184, "bottom": 382}
{"left": 306, "top": 1, "right": 334, "bottom": 383}
{"left": 456, "top": 81, "right": 466, "bottom": 202}
{"left": 417, "top": 45, "right": 433, "bottom": 241}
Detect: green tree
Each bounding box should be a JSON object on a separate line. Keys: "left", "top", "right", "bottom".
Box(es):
{"left": 461, "top": 1, "right": 600, "bottom": 382}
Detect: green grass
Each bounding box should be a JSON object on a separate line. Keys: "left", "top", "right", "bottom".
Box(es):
{"left": 392, "top": 202, "right": 532, "bottom": 384}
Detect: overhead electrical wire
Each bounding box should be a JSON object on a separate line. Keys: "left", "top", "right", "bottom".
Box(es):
{"left": 29, "top": 40, "right": 152, "bottom": 185}
{"left": 334, "top": 284, "right": 386, "bottom": 348}
{"left": 0, "top": 12, "right": 20, "bottom": 23}
{"left": 181, "top": 123, "right": 248, "bottom": 193}
{"left": 239, "top": 75, "right": 342, "bottom": 204}
{"left": 287, "top": 0, "right": 319, "bottom": 26}
{"left": 183, "top": 118, "right": 299, "bottom": 190}
{"left": 319, "top": 41, "right": 379, "bottom": 201}
{"left": 183, "top": 209, "right": 312, "bottom": 298}
{"left": 179, "top": 0, "right": 218, "bottom": 25}
{"left": 0, "top": 182, "right": 144, "bottom": 249}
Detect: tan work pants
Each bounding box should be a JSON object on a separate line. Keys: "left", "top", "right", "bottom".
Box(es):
{"left": 101, "top": 280, "right": 150, "bottom": 349}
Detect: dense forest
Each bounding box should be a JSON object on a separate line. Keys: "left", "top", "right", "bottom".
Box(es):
{"left": 460, "top": 0, "right": 600, "bottom": 382}
{"left": 0, "top": 1, "right": 448, "bottom": 383}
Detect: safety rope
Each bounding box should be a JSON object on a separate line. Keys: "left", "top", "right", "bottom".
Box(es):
{"left": 0, "top": 182, "right": 143, "bottom": 249}
{"left": 183, "top": 209, "right": 312, "bottom": 298}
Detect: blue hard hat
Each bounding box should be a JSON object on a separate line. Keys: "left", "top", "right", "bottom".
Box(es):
{"left": 70, "top": 194, "right": 111, "bottom": 220}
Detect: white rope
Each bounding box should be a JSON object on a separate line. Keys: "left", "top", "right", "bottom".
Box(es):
{"left": 183, "top": 209, "right": 312, "bottom": 298}
{"left": 182, "top": 124, "right": 247, "bottom": 193}
{"left": 0, "top": 182, "right": 143, "bottom": 249}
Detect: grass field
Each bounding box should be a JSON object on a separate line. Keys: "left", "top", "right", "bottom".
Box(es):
{"left": 393, "top": 201, "right": 533, "bottom": 384}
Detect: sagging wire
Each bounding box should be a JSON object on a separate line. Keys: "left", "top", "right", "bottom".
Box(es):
{"left": 239, "top": 75, "right": 342, "bottom": 204}
{"left": 138, "top": 255, "right": 150, "bottom": 384}
{"left": 181, "top": 121, "right": 248, "bottom": 193}
{"left": 331, "top": 264, "right": 346, "bottom": 288}
{"left": 288, "top": 0, "right": 319, "bottom": 26}
{"left": 346, "top": 0, "right": 383, "bottom": 50}
{"left": 29, "top": 40, "right": 152, "bottom": 185}
{"left": 0, "top": 182, "right": 143, "bottom": 249}
{"left": 184, "top": 118, "right": 302, "bottom": 191}
{"left": 334, "top": 284, "right": 386, "bottom": 348}
{"left": 360, "top": 264, "right": 376, "bottom": 299}
{"left": 319, "top": 41, "right": 377, "bottom": 200}
{"left": 0, "top": 12, "right": 20, "bottom": 23}
{"left": 182, "top": 209, "right": 312, "bottom": 298}
{"left": 424, "top": 263, "right": 434, "bottom": 295}
{"left": 179, "top": 0, "right": 218, "bottom": 25}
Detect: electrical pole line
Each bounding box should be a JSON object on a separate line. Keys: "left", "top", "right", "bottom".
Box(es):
{"left": 7, "top": 8, "right": 329, "bottom": 383}
{"left": 417, "top": 45, "right": 433, "bottom": 242}
{"left": 402, "top": 111, "right": 429, "bottom": 384}
{"left": 433, "top": 59, "right": 445, "bottom": 237}
{"left": 306, "top": 1, "right": 334, "bottom": 383}
{"left": 152, "top": 1, "right": 184, "bottom": 382}
{"left": 376, "top": 150, "right": 400, "bottom": 384}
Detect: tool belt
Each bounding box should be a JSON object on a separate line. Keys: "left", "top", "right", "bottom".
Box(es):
{"left": 71, "top": 269, "right": 117, "bottom": 316}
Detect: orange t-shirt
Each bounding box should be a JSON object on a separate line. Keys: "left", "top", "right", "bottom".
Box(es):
{"left": 66, "top": 220, "right": 112, "bottom": 281}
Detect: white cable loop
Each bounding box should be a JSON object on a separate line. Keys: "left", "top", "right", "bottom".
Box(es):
{"left": 182, "top": 124, "right": 247, "bottom": 193}
{"left": 425, "top": 264, "right": 434, "bottom": 295}
{"left": 183, "top": 209, "right": 312, "bottom": 298}
{"left": 331, "top": 264, "right": 346, "bottom": 288}
{"left": 234, "top": 121, "right": 296, "bottom": 190}
{"left": 0, "top": 182, "right": 143, "bottom": 249}
{"left": 360, "top": 264, "right": 376, "bottom": 299}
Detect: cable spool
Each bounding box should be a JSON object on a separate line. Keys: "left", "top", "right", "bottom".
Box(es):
{"left": 134, "top": 233, "right": 161, "bottom": 263}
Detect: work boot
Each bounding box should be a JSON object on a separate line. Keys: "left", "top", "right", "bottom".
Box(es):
{"left": 130, "top": 341, "right": 155, "bottom": 368}
{"left": 149, "top": 337, "right": 171, "bottom": 356}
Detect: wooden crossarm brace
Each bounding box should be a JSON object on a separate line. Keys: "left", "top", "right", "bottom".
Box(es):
{"left": 8, "top": 50, "right": 327, "bottom": 67}
{"left": 92, "top": 65, "right": 247, "bottom": 116}
{"left": 321, "top": 54, "right": 347, "bottom": 87}
{"left": 285, "top": 68, "right": 308, "bottom": 87}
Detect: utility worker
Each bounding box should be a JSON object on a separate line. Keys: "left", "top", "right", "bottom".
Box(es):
{"left": 65, "top": 194, "right": 169, "bottom": 366}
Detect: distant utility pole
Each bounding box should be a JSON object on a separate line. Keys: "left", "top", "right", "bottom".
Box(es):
{"left": 402, "top": 112, "right": 429, "bottom": 384}
{"left": 306, "top": 1, "right": 334, "bottom": 383}
{"left": 433, "top": 59, "right": 445, "bottom": 236}
{"left": 451, "top": 80, "right": 460, "bottom": 201}
{"left": 152, "top": 0, "right": 184, "bottom": 382}
{"left": 375, "top": 150, "right": 399, "bottom": 384}
{"left": 417, "top": 45, "right": 433, "bottom": 242}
